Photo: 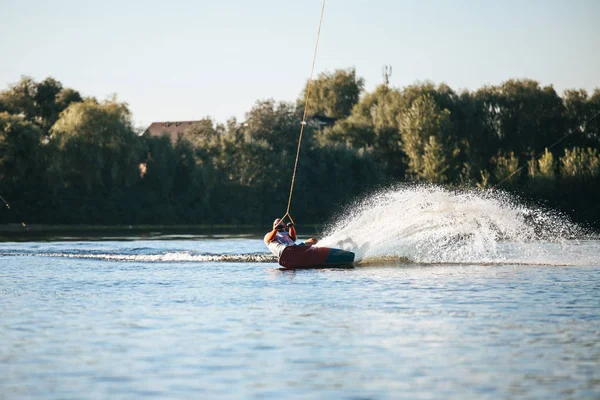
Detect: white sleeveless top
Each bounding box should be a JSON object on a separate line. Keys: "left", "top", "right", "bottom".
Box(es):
{"left": 274, "top": 231, "right": 295, "bottom": 246}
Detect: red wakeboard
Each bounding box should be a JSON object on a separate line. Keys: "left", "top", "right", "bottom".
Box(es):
{"left": 278, "top": 245, "right": 355, "bottom": 269}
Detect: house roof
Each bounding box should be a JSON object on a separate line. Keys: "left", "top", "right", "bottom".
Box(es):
{"left": 143, "top": 121, "right": 199, "bottom": 142}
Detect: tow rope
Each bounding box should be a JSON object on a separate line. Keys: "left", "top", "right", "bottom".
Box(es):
{"left": 280, "top": 0, "right": 327, "bottom": 226}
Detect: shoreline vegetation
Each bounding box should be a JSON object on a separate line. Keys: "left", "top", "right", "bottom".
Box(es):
{"left": 0, "top": 223, "right": 322, "bottom": 241}
{"left": 0, "top": 223, "right": 269, "bottom": 233}
{"left": 1, "top": 69, "right": 599, "bottom": 231}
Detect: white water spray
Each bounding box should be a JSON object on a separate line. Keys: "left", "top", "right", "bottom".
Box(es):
{"left": 318, "top": 185, "right": 594, "bottom": 265}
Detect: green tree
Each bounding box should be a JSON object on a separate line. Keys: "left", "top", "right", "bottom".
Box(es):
{"left": 0, "top": 112, "right": 47, "bottom": 221}
{"left": 527, "top": 148, "right": 556, "bottom": 193}
{"left": 55, "top": 88, "right": 83, "bottom": 114}
{"left": 0, "top": 77, "right": 37, "bottom": 120}
{"left": 474, "top": 80, "right": 565, "bottom": 156}
{"left": 452, "top": 90, "right": 498, "bottom": 182}
{"left": 322, "top": 85, "right": 406, "bottom": 176}
{"left": 0, "top": 113, "right": 44, "bottom": 184}
{"left": 478, "top": 169, "right": 491, "bottom": 189}
{"left": 401, "top": 82, "right": 459, "bottom": 113}
{"left": 0, "top": 76, "right": 82, "bottom": 130}
{"left": 560, "top": 147, "right": 600, "bottom": 179}
{"left": 34, "top": 77, "right": 64, "bottom": 129}
{"left": 301, "top": 68, "right": 364, "bottom": 120}
{"left": 399, "top": 94, "right": 453, "bottom": 182}
{"left": 323, "top": 82, "right": 462, "bottom": 179}
{"left": 243, "top": 100, "right": 304, "bottom": 152}
{"left": 528, "top": 148, "right": 556, "bottom": 179}
{"left": 492, "top": 152, "right": 520, "bottom": 184}
{"left": 585, "top": 89, "right": 600, "bottom": 143}
{"left": 421, "top": 136, "right": 449, "bottom": 183}
{"left": 182, "top": 117, "right": 223, "bottom": 147}
{"left": 50, "top": 98, "right": 143, "bottom": 194}
{"left": 141, "top": 135, "right": 176, "bottom": 199}
{"left": 562, "top": 89, "right": 588, "bottom": 147}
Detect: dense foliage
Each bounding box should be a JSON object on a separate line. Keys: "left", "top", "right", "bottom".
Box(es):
{"left": 1, "top": 70, "right": 599, "bottom": 228}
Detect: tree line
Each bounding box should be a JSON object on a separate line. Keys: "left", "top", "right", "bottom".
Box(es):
{"left": 1, "top": 70, "right": 599, "bottom": 229}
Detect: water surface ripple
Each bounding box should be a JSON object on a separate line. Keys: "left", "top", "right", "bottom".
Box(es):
{"left": 1, "top": 239, "right": 599, "bottom": 399}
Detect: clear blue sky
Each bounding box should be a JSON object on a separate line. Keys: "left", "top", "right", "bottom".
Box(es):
{"left": 1, "top": 0, "right": 598, "bottom": 129}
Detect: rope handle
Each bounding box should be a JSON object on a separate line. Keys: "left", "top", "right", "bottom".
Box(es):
{"left": 279, "top": 213, "right": 295, "bottom": 227}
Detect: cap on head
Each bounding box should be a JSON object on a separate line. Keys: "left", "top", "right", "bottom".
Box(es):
{"left": 273, "top": 218, "right": 282, "bottom": 228}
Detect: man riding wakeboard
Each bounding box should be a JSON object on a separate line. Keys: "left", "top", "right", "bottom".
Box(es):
{"left": 264, "top": 218, "right": 318, "bottom": 258}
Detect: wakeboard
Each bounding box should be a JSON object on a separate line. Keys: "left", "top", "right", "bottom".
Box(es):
{"left": 278, "top": 245, "right": 355, "bottom": 269}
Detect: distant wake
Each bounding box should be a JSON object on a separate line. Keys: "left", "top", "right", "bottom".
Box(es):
{"left": 1, "top": 251, "right": 276, "bottom": 263}
{"left": 1, "top": 250, "right": 589, "bottom": 267}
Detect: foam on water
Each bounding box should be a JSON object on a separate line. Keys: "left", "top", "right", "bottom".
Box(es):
{"left": 317, "top": 184, "right": 596, "bottom": 266}
{"left": 0, "top": 251, "right": 276, "bottom": 263}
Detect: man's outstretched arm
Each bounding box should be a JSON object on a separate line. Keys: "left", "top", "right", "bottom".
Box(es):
{"left": 264, "top": 229, "right": 277, "bottom": 245}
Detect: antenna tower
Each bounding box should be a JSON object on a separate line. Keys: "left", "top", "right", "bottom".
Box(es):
{"left": 382, "top": 65, "right": 392, "bottom": 86}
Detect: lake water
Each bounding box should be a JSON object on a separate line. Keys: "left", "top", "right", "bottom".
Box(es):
{"left": 1, "top": 236, "right": 599, "bottom": 400}
{"left": 1, "top": 187, "right": 600, "bottom": 399}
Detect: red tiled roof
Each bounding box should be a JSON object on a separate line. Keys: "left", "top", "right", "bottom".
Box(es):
{"left": 143, "top": 121, "right": 199, "bottom": 142}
